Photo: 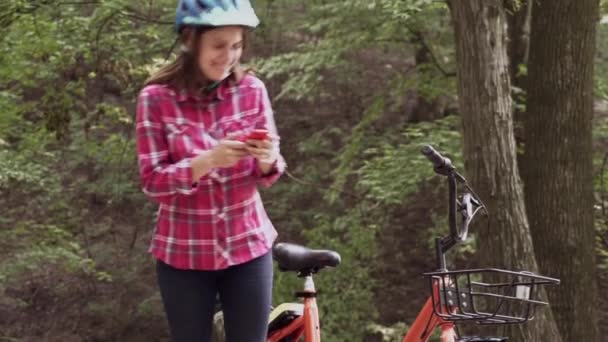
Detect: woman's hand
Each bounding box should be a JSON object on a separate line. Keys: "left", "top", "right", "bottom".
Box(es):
{"left": 245, "top": 132, "right": 279, "bottom": 174}
{"left": 192, "top": 139, "right": 248, "bottom": 179}
{"left": 209, "top": 139, "right": 249, "bottom": 168}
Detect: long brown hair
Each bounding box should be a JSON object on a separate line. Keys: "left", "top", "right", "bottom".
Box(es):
{"left": 144, "top": 26, "right": 250, "bottom": 91}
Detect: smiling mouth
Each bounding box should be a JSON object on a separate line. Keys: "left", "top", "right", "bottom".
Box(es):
{"left": 213, "top": 63, "right": 231, "bottom": 70}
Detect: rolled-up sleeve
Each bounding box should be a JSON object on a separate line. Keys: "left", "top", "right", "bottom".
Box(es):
{"left": 136, "top": 87, "right": 197, "bottom": 204}
{"left": 254, "top": 81, "right": 286, "bottom": 187}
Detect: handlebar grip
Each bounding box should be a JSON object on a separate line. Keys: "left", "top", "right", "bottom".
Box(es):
{"left": 421, "top": 145, "right": 454, "bottom": 171}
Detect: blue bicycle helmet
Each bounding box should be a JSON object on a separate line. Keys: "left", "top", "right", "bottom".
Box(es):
{"left": 175, "top": 0, "right": 260, "bottom": 33}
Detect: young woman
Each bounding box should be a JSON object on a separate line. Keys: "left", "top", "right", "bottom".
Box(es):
{"left": 135, "top": 1, "right": 285, "bottom": 341}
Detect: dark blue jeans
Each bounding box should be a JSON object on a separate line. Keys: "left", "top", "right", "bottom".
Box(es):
{"left": 156, "top": 252, "right": 273, "bottom": 342}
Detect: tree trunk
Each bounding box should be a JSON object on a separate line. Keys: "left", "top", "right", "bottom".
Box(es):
{"left": 523, "top": 0, "right": 600, "bottom": 341}
{"left": 447, "top": 1, "right": 563, "bottom": 341}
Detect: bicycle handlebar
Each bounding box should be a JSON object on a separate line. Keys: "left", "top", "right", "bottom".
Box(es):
{"left": 421, "top": 145, "right": 483, "bottom": 271}
{"left": 421, "top": 145, "right": 455, "bottom": 174}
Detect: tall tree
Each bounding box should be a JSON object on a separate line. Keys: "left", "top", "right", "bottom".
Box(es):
{"left": 523, "top": 0, "right": 600, "bottom": 341}
{"left": 447, "top": 1, "right": 563, "bottom": 340}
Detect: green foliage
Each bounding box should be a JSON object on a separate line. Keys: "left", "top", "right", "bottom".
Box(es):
{"left": 358, "top": 116, "right": 462, "bottom": 205}
{"left": 327, "top": 96, "right": 386, "bottom": 203}
{"left": 254, "top": 0, "right": 453, "bottom": 101}
{"left": 595, "top": 215, "right": 608, "bottom": 271}
{"left": 0, "top": 1, "right": 171, "bottom": 338}
{"left": 303, "top": 205, "right": 379, "bottom": 341}
{"left": 597, "top": 23, "right": 608, "bottom": 101}
{"left": 0, "top": 150, "right": 50, "bottom": 189}
{"left": 0, "top": 221, "right": 111, "bottom": 285}
{"left": 593, "top": 116, "right": 608, "bottom": 272}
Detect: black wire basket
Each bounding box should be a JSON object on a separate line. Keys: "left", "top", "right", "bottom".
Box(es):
{"left": 423, "top": 268, "right": 560, "bottom": 324}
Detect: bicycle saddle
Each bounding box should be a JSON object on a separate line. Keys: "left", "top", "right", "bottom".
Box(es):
{"left": 273, "top": 242, "right": 341, "bottom": 274}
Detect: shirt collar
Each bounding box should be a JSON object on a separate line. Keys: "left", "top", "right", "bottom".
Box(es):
{"left": 174, "top": 78, "right": 233, "bottom": 103}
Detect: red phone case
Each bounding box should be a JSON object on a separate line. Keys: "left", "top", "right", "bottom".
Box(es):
{"left": 246, "top": 131, "right": 268, "bottom": 140}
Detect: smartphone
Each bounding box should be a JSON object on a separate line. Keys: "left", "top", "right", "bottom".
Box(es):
{"left": 245, "top": 131, "right": 268, "bottom": 140}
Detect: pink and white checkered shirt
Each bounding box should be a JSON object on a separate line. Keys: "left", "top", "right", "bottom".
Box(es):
{"left": 136, "top": 74, "right": 285, "bottom": 270}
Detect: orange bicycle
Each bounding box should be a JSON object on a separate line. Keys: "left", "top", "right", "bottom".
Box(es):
{"left": 213, "top": 145, "right": 559, "bottom": 342}
{"left": 400, "top": 145, "right": 560, "bottom": 342}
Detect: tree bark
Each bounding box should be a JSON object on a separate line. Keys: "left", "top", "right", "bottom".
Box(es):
{"left": 447, "top": 1, "right": 563, "bottom": 341}
{"left": 523, "top": 1, "right": 600, "bottom": 341}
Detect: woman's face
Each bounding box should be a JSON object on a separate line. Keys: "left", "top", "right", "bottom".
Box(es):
{"left": 197, "top": 26, "right": 244, "bottom": 82}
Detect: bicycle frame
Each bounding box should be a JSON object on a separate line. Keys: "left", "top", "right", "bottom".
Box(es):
{"left": 268, "top": 275, "right": 321, "bottom": 342}
{"left": 267, "top": 268, "right": 458, "bottom": 342}
{"left": 403, "top": 278, "right": 457, "bottom": 342}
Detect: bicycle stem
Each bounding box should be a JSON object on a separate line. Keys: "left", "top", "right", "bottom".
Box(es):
{"left": 435, "top": 171, "right": 458, "bottom": 271}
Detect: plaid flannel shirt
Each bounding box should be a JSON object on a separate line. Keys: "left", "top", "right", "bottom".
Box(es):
{"left": 136, "top": 75, "right": 285, "bottom": 270}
